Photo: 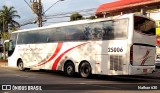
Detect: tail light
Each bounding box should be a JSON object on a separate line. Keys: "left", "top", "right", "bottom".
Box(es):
{"left": 130, "top": 45, "right": 133, "bottom": 65}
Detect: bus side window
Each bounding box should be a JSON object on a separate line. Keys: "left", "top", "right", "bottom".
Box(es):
{"left": 87, "top": 22, "right": 103, "bottom": 40}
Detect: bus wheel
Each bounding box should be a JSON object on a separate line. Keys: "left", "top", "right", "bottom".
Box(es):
{"left": 79, "top": 62, "right": 91, "bottom": 78}
{"left": 18, "top": 60, "right": 25, "bottom": 71}
{"left": 64, "top": 62, "right": 75, "bottom": 77}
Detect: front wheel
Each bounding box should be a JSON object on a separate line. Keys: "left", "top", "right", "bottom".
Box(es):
{"left": 18, "top": 60, "right": 26, "bottom": 71}
{"left": 79, "top": 62, "right": 91, "bottom": 78}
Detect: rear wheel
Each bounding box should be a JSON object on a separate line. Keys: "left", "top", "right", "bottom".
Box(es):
{"left": 64, "top": 62, "right": 75, "bottom": 77}
{"left": 18, "top": 60, "right": 26, "bottom": 71}
{"left": 79, "top": 62, "right": 91, "bottom": 78}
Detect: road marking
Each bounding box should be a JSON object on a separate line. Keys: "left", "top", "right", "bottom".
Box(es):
{"left": 15, "top": 75, "right": 35, "bottom": 78}
{"left": 79, "top": 83, "right": 86, "bottom": 84}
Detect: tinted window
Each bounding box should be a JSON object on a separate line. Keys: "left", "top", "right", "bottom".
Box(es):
{"left": 83, "top": 22, "right": 103, "bottom": 40}
{"left": 17, "top": 30, "right": 48, "bottom": 44}
{"left": 61, "top": 25, "right": 85, "bottom": 41}
{"left": 103, "top": 19, "right": 128, "bottom": 40}
{"left": 8, "top": 33, "right": 17, "bottom": 56}
{"left": 46, "top": 28, "right": 66, "bottom": 42}
{"left": 17, "top": 19, "right": 128, "bottom": 44}
{"left": 45, "top": 28, "right": 56, "bottom": 42}
{"left": 10, "top": 33, "right": 17, "bottom": 45}
{"left": 35, "top": 30, "right": 48, "bottom": 43}
{"left": 134, "top": 16, "right": 155, "bottom": 35}
{"left": 50, "top": 28, "right": 65, "bottom": 42}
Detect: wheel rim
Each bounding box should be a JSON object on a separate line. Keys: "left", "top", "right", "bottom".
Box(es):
{"left": 67, "top": 65, "right": 73, "bottom": 75}
{"left": 80, "top": 63, "right": 91, "bottom": 77}
{"left": 81, "top": 66, "right": 89, "bottom": 76}
{"left": 18, "top": 62, "right": 23, "bottom": 70}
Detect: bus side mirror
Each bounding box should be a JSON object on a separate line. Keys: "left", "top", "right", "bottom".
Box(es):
{"left": 4, "top": 40, "right": 10, "bottom": 43}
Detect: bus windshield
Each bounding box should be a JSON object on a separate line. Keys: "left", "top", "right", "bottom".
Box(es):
{"left": 134, "top": 16, "right": 156, "bottom": 35}
{"left": 8, "top": 33, "right": 17, "bottom": 57}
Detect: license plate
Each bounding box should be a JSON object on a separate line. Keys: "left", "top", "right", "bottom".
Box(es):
{"left": 143, "top": 69, "right": 147, "bottom": 72}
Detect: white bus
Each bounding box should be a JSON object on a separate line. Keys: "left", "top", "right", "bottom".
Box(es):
{"left": 7, "top": 13, "right": 156, "bottom": 78}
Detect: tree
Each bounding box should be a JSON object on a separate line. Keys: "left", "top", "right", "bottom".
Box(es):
{"left": 0, "top": 16, "right": 4, "bottom": 39}
{"left": 0, "top": 5, "right": 20, "bottom": 33}
{"left": 0, "top": 21, "right": 2, "bottom": 32}
{"left": 0, "top": 5, "right": 20, "bottom": 59}
{"left": 86, "top": 16, "right": 96, "bottom": 20}
{"left": 70, "top": 12, "right": 83, "bottom": 21}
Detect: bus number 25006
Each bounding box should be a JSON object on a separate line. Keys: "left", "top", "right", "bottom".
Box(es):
{"left": 108, "top": 47, "right": 123, "bottom": 52}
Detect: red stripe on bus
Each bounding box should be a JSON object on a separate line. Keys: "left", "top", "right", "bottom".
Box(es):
{"left": 141, "top": 56, "right": 151, "bottom": 66}
{"left": 141, "top": 50, "right": 150, "bottom": 60}
{"left": 36, "top": 42, "right": 63, "bottom": 67}
{"left": 52, "top": 42, "right": 90, "bottom": 70}
{"left": 141, "top": 50, "right": 150, "bottom": 65}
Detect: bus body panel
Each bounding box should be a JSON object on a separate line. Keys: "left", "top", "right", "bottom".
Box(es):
{"left": 129, "top": 66, "right": 155, "bottom": 75}
{"left": 7, "top": 13, "right": 156, "bottom": 76}
{"left": 133, "top": 45, "right": 155, "bottom": 66}
{"left": 128, "top": 15, "right": 156, "bottom": 75}
{"left": 8, "top": 40, "right": 128, "bottom": 75}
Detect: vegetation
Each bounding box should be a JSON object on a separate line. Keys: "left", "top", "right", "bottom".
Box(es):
{"left": 0, "top": 5, "right": 20, "bottom": 60}
{"left": 70, "top": 12, "right": 97, "bottom": 21}
{"left": 0, "top": 5, "right": 20, "bottom": 40}
{"left": 86, "top": 16, "right": 96, "bottom": 19}
{"left": 70, "top": 12, "right": 84, "bottom": 21}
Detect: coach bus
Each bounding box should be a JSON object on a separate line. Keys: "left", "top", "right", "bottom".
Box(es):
{"left": 6, "top": 13, "right": 156, "bottom": 78}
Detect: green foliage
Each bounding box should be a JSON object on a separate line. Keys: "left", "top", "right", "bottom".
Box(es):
{"left": 86, "top": 16, "right": 96, "bottom": 20}
{"left": 0, "top": 57, "right": 3, "bottom": 60}
{"left": 0, "top": 21, "right": 2, "bottom": 32}
{"left": 0, "top": 5, "right": 20, "bottom": 33}
{"left": 70, "top": 13, "right": 97, "bottom": 21}
{"left": 70, "top": 12, "right": 84, "bottom": 21}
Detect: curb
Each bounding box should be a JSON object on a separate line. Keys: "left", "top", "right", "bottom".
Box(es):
{"left": 0, "top": 60, "right": 8, "bottom": 62}
{"left": 0, "top": 63, "right": 8, "bottom": 67}
{"left": 0, "top": 60, "right": 8, "bottom": 67}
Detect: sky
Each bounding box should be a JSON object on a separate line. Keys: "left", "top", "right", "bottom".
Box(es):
{"left": 0, "top": 0, "right": 116, "bottom": 29}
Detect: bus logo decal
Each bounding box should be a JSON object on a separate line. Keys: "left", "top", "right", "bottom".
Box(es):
{"left": 141, "top": 50, "right": 151, "bottom": 65}
{"left": 52, "top": 42, "right": 90, "bottom": 70}
{"left": 30, "top": 42, "right": 63, "bottom": 67}
{"left": 30, "top": 42, "right": 89, "bottom": 68}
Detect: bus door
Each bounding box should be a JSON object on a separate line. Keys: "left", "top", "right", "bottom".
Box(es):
{"left": 95, "top": 54, "right": 109, "bottom": 75}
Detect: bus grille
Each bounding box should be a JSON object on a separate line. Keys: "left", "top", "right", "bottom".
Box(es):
{"left": 110, "top": 55, "right": 123, "bottom": 71}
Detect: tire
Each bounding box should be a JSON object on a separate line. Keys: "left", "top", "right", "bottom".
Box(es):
{"left": 79, "top": 62, "right": 91, "bottom": 78}
{"left": 64, "top": 62, "right": 75, "bottom": 77}
{"left": 18, "top": 60, "right": 26, "bottom": 71}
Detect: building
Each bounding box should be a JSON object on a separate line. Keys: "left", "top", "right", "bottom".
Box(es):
{"left": 96, "top": 0, "right": 160, "bottom": 17}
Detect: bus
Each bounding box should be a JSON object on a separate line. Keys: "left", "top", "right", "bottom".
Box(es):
{"left": 6, "top": 13, "right": 156, "bottom": 78}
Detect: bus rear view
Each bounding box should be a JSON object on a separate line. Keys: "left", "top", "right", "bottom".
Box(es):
{"left": 129, "top": 15, "right": 156, "bottom": 75}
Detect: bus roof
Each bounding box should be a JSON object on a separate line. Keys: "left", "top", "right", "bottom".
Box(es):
{"left": 12, "top": 13, "right": 137, "bottom": 33}
{"left": 12, "top": 18, "right": 111, "bottom": 33}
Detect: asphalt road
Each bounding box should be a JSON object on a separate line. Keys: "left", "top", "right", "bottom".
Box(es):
{"left": 0, "top": 66, "right": 160, "bottom": 93}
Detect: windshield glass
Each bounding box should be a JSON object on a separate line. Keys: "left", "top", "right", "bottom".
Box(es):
{"left": 8, "top": 33, "right": 17, "bottom": 57}
{"left": 134, "top": 16, "right": 155, "bottom": 35}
